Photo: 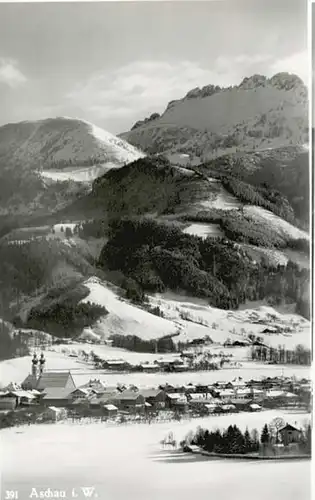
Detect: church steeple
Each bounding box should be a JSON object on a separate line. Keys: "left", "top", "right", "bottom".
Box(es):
{"left": 39, "top": 352, "right": 46, "bottom": 375}
{"left": 31, "top": 353, "right": 38, "bottom": 377}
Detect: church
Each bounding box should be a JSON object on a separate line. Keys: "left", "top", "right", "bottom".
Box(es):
{"left": 21, "top": 353, "right": 76, "bottom": 406}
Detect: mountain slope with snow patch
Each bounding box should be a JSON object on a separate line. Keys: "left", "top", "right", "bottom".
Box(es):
{"left": 0, "top": 117, "right": 144, "bottom": 218}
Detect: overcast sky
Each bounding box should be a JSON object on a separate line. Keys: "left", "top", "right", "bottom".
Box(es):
{"left": 0, "top": 0, "right": 308, "bottom": 134}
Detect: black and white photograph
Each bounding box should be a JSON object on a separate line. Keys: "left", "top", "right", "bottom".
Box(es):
{"left": 0, "top": 1, "right": 311, "bottom": 499}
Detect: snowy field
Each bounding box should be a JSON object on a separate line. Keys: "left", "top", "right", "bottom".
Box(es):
{"left": 0, "top": 348, "right": 310, "bottom": 389}
{"left": 1, "top": 410, "right": 311, "bottom": 500}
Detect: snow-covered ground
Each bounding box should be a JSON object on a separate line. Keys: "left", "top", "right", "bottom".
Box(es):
{"left": 1, "top": 410, "right": 311, "bottom": 500}
{"left": 149, "top": 292, "right": 310, "bottom": 349}
{"left": 244, "top": 206, "right": 309, "bottom": 241}
{"left": 199, "top": 181, "right": 242, "bottom": 211}
{"left": 77, "top": 278, "right": 310, "bottom": 350}
{"left": 69, "top": 364, "right": 310, "bottom": 390}
{"left": 41, "top": 164, "right": 115, "bottom": 183}
{"left": 80, "top": 278, "right": 180, "bottom": 341}
{"left": 0, "top": 346, "right": 310, "bottom": 389}
{"left": 183, "top": 222, "right": 224, "bottom": 239}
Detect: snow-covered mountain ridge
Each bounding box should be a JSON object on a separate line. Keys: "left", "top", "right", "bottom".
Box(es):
{"left": 121, "top": 72, "right": 308, "bottom": 162}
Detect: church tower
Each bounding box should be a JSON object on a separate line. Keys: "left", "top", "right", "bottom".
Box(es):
{"left": 39, "top": 352, "right": 46, "bottom": 375}
{"left": 31, "top": 353, "right": 39, "bottom": 378}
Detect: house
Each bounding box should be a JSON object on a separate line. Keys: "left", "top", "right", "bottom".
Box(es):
{"left": 278, "top": 424, "right": 302, "bottom": 446}
{"left": 41, "top": 388, "right": 74, "bottom": 407}
{"left": 0, "top": 390, "right": 36, "bottom": 408}
{"left": 103, "top": 404, "right": 118, "bottom": 418}
{"left": 159, "top": 384, "right": 176, "bottom": 393}
{"left": 229, "top": 399, "right": 253, "bottom": 411}
{"left": 283, "top": 392, "right": 300, "bottom": 406}
{"left": 194, "top": 384, "right": 209, "bottom": 393}
{"left": 235, "top": 388, "right": 252, "bottom": 399}
{"left": 89, "top": 390, "right": 119, "bottom": 409}
{"left": 140, "top": 389, "right": 166, "bottom": 409}
{"left": 0, "top": 393, "right": 16, "bottom": 410}
{"left": 43, "top": 406, "right": 67, "bottom": 421}
{"left": 165, "top": 393, "right": 188, "bottom": 411}
{"left": 81, "top": 379, "right": 106, "bottom": 392}
{"left": 218, "top": 389, "right": 235, "bottom": 402}
{"left": 221, "top": 404, "right": 236, "bottom": 413}
{"left": 70, "top": 388, "right": 91, "bottom": 401}
{"left": 204, "top": 403, "right": 222, "bottom": 414}
{"left": 112, "top": 391, "right": 145, "bottom": 413}
{"left": 9, "top": 390, "right": 36, "bottom": 406}
{"left": 249, "top": 403, "right": 262, "bottom": 412}
{"left": 188, "top": 393, "right": 214, "bottom": 408}
{"left": 103, "top": 359, "right": 130, "bottom": 371}
{"left": 140, "top": 364, "right": 159, "bottom": 373}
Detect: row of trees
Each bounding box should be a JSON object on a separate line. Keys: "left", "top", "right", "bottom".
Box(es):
{"left": 250, "top": 344, "right": 311, "bottom": 366}
{"left": 109, "top": 334, "right": 177, "bottom": 354}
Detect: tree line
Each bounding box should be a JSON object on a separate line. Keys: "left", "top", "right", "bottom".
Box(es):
{"left": 184, "top": 421, "right": 311, "bottom": 455}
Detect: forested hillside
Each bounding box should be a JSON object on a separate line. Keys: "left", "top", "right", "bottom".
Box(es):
{"left": 98, "top": 218, "right": 310, "bottom": 317}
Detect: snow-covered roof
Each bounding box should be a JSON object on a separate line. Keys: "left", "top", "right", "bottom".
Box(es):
{"left": 104, "top": 404, "right": 118, "bottom": 411}
{"left": 250, "top": 404, "right": 261, "bottom": 409}
{"left": 265, "top": 390, "right": 286, "bottom": 398}
{"left": 219, "top": 389, "right": 235, "bottom": 397}
{"left": 284, "top": 392, "right": 299, "bottom": 398}
{"left": 166, "top": 393, "right": 186, "bottom": 400}
{"left": 47, "top": 406, "right": 64, "bottom": 413}
{"left": 189, "top": 393, "right": 213, "bottom": 400}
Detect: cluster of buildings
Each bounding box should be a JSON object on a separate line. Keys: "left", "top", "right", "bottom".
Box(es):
{"left": 0, "top": 354, "right": 311, "bottom": 421}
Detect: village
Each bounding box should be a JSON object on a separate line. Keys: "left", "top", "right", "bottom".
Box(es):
{"left": 0, "top": 352, "right": 311, "bottom": 430}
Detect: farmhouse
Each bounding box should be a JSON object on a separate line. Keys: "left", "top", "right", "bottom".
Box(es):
{"left": 279, "top": 424, "right": 302, "bottom": 445}
{"left": 188, "top": 393, "right": 214, "bottom": 408}
{"left": 70, "top": 388, "right": 91, "bottom": 401}
{"left": 218, "top": 389, "right": 235, "bottom": 401}
{"left": 103, "top": 404, "right": 118, "bottom": 417}
{"left": 249, "top": 403, "right": 262, "bottom": 412}
{"left": 103, "top": 359, "right": 130, "bottom": 371}
{"left": 112, "top": 391, "right": 145, "bottom": 413}
{"left": 0, "top": 393, "right": 17, "bottom": 410}
{"left": 140, "top": 364, "right": 159, "bottom": 373}
{"left": 43, "top": 406, "right": 67, "bottom": 421}
{"left": 165, "top": 393, "right": 188, "bottom": 411}
{"left": 140, "top": 389, "right": 166, "bottom": 409}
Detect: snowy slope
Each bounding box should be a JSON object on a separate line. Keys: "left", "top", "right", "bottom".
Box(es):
{"left": 80, "top": 277, "right": 181, "bottom": 341}
{"left": 77, "top": 277, "right": 310, "bottom": 350}
{"left": 243, "top": 206, "right": 309, "bottom": 240}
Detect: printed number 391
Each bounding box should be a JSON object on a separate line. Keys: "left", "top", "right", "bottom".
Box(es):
{"left": 5, "top": 491, "right": 18, "bottom": 499}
